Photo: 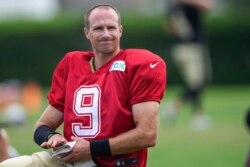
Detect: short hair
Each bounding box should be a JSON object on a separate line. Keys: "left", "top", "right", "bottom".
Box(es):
{"left": 84, "top": 4, "right": 121, "bottom": 29}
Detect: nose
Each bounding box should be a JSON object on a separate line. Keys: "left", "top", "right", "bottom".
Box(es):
{"left": 102, "top": 28, "right": 111, "bottom": 38}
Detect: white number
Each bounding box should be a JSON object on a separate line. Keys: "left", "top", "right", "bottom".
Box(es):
{"left": 72, "top": 85, "right": 101, "bottom": 138}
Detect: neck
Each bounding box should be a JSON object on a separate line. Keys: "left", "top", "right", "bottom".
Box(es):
{"left": 93, "top": 49, "right": 120, "bottom": 70}
{"left": 92, "top": 57, "right": 96, "bottom": 71}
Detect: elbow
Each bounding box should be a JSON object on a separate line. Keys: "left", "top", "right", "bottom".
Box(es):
{"left": 140, "top": 130, "right": 157, "bottom": 148}
{"left": 146, "top": 132, "right": 157, "bottom": 148}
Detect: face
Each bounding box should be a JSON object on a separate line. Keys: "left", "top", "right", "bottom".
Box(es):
{"left": 84, "top": 7, "right": 122, "bottom": 55}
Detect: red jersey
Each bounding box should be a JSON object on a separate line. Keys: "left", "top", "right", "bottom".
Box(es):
{"left": 48, "top": 49, "right": 167, "bottom": 167}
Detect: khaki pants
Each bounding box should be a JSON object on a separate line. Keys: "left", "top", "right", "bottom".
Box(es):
{"left": 0, "top": 151, "right": 62, "bottom": 167}
{"left": 171, "top": 43, "right": 212, "bottom": 89}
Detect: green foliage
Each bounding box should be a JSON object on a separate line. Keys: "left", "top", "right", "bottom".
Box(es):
{"left": 0, "top": 13, "right": 249, "bottom": 85}
{"left": 0, "top": 13, "right": 82, "bottom": 36}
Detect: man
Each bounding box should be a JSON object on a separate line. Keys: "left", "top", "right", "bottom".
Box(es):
{"left": 165, "top": 0, "right": 212, "bottom": 130}
{"left": 0, "top": 4, "right": 167, "bottom": 167}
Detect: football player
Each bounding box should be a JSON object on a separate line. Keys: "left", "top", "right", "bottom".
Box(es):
{"left": 0, "top": 4, "right": 167, "bottom": 167}
{"left": 165, "top": 0, "right": 213, "bottom": 130}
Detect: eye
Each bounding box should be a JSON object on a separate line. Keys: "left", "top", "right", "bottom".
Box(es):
{"left": 108, "top": 26, "right": 117, "bottom": 30}
{"left": 93, "top": 26, "right": 103, "bottom": 31}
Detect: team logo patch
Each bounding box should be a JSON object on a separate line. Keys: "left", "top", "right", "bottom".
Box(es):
{"left": 109, "top": 61, "right": 126, "bottom": 72}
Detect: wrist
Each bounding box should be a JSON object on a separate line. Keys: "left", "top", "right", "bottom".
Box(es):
{"left": 90, "top": 139, "right": 112, "bottom": 157}
{"left": 34, "top": 125, "right": 60, "bottom": 145}
{"left": 47, "top": 133, "right": 60, "bottom": 141}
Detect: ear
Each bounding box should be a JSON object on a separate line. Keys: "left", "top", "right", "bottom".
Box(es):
{"left": 119, "top": 25, "right": 123, "bottom": 36}
{"left": 84, "top": 27, "right": 90, "bottom": 39}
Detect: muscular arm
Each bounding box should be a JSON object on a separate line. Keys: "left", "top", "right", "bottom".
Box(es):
{"left": 59, "top": 101, "right": 160, "bottom": 164}
{"left": 35, "top": 105, "right": 67, "bottom": 148}
{"left": 35, "top": 105, "right": 63, "bottom": 130}
{"left": 109, "top": 101, "right": 159, "bottom": 155}
{"left": 60, "top": 102, "right": 159, "bottom": 164}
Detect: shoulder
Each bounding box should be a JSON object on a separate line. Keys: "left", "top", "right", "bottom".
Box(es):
{"left": 58, "top": 51, "right": 93, "bottom": 67}
{"left": 63, "top": 51, "right": 93, "bottom": 60}
{"left": 122, "top": 49, "right": 166, "bottom": 81}
{"left": 122, "top": 49, "right": 165, "bottom": 67}
{"left": 124, "top": 49, "right": 163, "bottom": 61}
{"left": 123, "top": 48, "right": 157, "bottom": 57}
{"left": 54, "top": 51, "right": 93, "bottom": 74}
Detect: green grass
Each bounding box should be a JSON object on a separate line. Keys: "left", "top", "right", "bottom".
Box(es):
{"left": 148, "top": 85, "right": 250, "bottom": 167}
{"left": 3, "top": 85, "right": 250, "bottom": 167}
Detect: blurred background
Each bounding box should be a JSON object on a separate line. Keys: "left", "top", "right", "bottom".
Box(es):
{"left": 0, "top": 0, "right": 249, "bottom": 167}
{"left": 0, "top": 0, "right": 249, "bottom": 85}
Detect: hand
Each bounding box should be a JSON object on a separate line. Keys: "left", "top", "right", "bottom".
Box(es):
{"left": 59, "top": 136, "right": 91, "bottom": 163}
{"left": 40, "top": 134, "right": 67, "bottom": 149}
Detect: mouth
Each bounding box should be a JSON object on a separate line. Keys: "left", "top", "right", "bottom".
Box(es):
{"left": 99, "top": 40, "right": 112, "bottom": 44}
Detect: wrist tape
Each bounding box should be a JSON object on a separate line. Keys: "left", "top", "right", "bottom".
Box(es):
{"left": 90, "top": 139, "right": 112, "bottom": 157}
{"left": 34, "top": 125, "right": 60, "bottom": 145}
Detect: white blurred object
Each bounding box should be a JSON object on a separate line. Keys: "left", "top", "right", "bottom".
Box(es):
{"left": 0, "top": 129, "right": 20, "bottom": 159}
{"left": 8, "top": 145, "right": 19, "bottom": 158}
{"left": 0, "top": 0, "right": 59, "bottom": 21}
{"left": 3, "top": 103, "right": 27, "bottom": 126}
{"left": 52, "top": 141, "right": 97, "bottom": 167}
{"left": 59, "top": 160, "right": 97, "bottom": 167}
{"left": 165, "top": 101, "right": 178, "bottom": 124}
{"left": 51, "top": 141, "right": 77, "bottom": 158}
{"left": 189, "top": 114, "right": 212, "bottom": 131}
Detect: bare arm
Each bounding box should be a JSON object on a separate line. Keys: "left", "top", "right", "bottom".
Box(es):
{"left": 35, "top": 105, "right": 67, "bottom": 148}
{"left": 109, "top": 101, "right": 159, "bottom": 154}
{"left": 60, "top": 101, "right": 160, "bottom": 163}
{"left": 35, "top": 105, "right": 63, "bottom": 130}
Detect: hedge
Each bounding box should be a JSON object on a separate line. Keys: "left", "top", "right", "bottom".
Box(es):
{"left": 0, "top": 13, "right": 249, "bottom": 86}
